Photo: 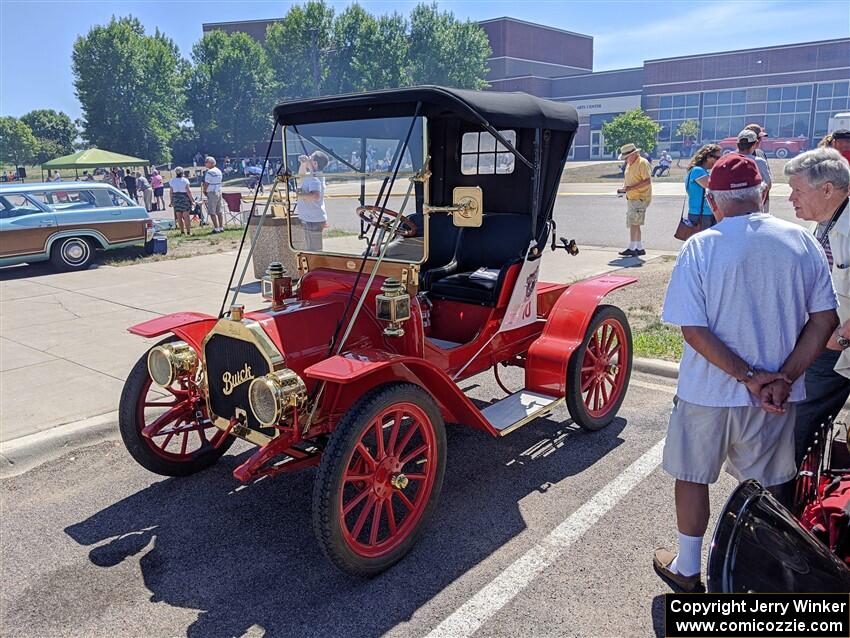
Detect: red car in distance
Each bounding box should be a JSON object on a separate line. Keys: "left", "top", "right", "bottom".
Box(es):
{"left": 717, "top": 135, "right": 808, "bottom": 158}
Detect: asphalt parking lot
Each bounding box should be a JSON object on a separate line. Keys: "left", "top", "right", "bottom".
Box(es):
{"left": 0, "top": 367, "right": 738, "bottom": 638}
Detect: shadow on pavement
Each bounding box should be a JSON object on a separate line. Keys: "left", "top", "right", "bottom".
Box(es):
{"left": 64, "top": 415, "right": 627, "bottom": 638}
{"left": 607, "top": 257, "right": 648, "bottom": 268}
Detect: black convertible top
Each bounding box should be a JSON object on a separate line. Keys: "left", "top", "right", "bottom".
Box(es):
{"left": 273, "top": 86, "right": 579, "bottom": 132}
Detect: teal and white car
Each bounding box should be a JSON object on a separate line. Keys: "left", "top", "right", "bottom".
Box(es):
{"left": 0, "top": 182, "right": 154, "bottom": 271}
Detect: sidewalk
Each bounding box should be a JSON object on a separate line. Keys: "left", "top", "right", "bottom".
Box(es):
{"left": 0, "top": 240, "right": 673, "bottom": 444}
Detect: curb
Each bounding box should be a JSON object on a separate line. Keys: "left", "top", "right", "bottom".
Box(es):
{"left": 0, "top": 411, "right": 120, "bottom": 479}
{"left": 633, "top": 357, "right": 679, "bottom": 380}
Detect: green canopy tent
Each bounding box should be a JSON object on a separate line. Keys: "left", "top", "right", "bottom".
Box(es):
{"left": 41, "top": 148, "right": 149, "bottom": 181}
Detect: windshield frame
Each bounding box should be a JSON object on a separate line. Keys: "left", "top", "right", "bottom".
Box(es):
{"left": 281, "top": 116, "right": 431, "bottom": 266}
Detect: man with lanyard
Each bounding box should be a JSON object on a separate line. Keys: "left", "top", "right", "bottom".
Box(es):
{"left": 785, "top": 147, "right": 850, "bottom": 464}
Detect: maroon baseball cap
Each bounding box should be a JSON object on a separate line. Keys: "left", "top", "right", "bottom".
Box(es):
{"left": 707, "top": 153, "right": 763, "bottom": 191}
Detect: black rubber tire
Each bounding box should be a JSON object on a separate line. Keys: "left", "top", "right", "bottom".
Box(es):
{"left": 312, "top": 382, "right": 447, "bottom": 577}
{"left": 118, "top": 336, "right": 234, "bottom": 477}
{"left": 49, "top": 236, "right": 95, "bottom": 271}
{"left": 774, "top": 148, "right": 789, "bottom": 159}
{"left": 566, "top": 305, "right": 633, "bottom": 431}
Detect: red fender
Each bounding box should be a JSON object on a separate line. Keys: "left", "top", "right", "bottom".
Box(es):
{"left": 128, "top": 312, "right": 218, "bottom": 353}
{"left": 304, "top": 350, "right": 500, "bottom": 436}
{"left": 525, "top": 274, "right": 637, "bottom": 396}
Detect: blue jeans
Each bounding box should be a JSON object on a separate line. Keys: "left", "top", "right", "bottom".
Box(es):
{"left": 794, "top": 348, "right": 850, "bottom": 464}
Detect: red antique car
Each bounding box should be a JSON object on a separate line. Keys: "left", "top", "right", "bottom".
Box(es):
{"left": 707, "top": 417, "right": 850, "bottom": 592}
{"left": 118, "top": 87, "right": 635, "bottom": 576}
{"left": 717, "top": 134, "right": 808, "bottom": 158}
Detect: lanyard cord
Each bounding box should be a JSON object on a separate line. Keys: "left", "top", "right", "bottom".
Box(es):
{"left": 817, "top": 199, "right": 847, "bottom": 250}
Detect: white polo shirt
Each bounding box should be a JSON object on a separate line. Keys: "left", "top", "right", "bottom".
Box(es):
{"left": 204, "top": 167, "right": 222, "bottom": 193}
{"left": 662, "top": 213, "right": 837, "bottom": 407}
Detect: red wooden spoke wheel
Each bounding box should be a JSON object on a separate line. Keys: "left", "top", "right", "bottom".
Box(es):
{"left": 566, "top": 305, "right": 632, "bottom": 431}
{"left": 119, "top": 338, "right": 234, "bottom": 476}
{"left": 313, "top": 383, "right": 446, "bottom": 577}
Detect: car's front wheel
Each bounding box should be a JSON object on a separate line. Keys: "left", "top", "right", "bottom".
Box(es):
{"left": 313, "top": 383, "right": 446, "bottom": 577}
{"left": 49, "top": 236, "right": 95, "bottom": 271}
{"left": 119, "top": 337, "right": 234, "bottom": 476}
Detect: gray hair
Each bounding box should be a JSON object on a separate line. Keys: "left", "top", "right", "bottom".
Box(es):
{"left": 174, "top": 166, "right": 184, "bottom": 176}
{"left": 707, "top": 185, "right": 763, "bottom": 210}
{"left": 205, "top": 156, "right": 216, "bottom": 166}
{"left": 784, "top": 147, "right": 850, "bottom": 191}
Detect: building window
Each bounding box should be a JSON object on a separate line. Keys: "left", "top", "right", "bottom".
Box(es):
{"left": 461, "top": 130, "right": 516, "bottom": 175}
{"left": 648, "top": 92, "right": 700, "bottom": 144}
{"left": 702, "top": 83, "right": 813, "bottom": 141}
{"left": 814, "top": 81, "right": 850, "bottom": 137}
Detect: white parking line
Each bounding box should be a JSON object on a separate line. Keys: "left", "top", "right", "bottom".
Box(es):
{"left": 425, "top": 438, "right": 665, "bottom": 638}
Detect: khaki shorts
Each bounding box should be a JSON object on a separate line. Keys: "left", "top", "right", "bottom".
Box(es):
{"left": 206, "top": 190, "right": 223, "bottom": 216}
{"left": 662, "top": 396, "right": 797, "bottom": 486}
{"left": 626, "top": 199, "right": 649, "bottom": 226}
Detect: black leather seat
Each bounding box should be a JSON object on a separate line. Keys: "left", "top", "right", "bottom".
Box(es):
{"left": 429, "top": 213, "right": 532, "bottom": 305}
{"left": 419, "top": 213, "right": 461, "bottom": 289}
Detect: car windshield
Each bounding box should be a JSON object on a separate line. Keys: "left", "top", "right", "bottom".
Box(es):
{"left": 280, "top": 115, "right": 428, "bottom": 263}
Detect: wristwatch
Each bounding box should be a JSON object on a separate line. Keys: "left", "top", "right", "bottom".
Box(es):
{"left": 737, "top": 366, "right": 755, "bottom": 383}
{"left": 837, "top": 330, "right": 850, "bottom": 349}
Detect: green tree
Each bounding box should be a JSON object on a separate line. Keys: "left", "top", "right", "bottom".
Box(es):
{"left": 324, "top": 4, "right": 374, "bottom": 95}
{"left": 602, "top": 109, "right": 663, "bottom": 156}
{"left": 73, "top": 16, "right": 187, "bottom": 163}
{"left": 407, "top": 3, "right": 490, "bottom": 89}
{"left": 675, "top": 119, "right": 701, "bottom": 142}
{"left": 170, "top": 124, "right": 200, "bottom": 165}
{"left": 358, "top": 13, "right": 410, "bottom": 90}
{"left": 265, "top": 1, "right": 335, "bottom": 99}
{"left": 188, "top": 31, "right": 274, "bottom": 157}
{"left": 20, "top": 109, "right": 77, "bottom": 161}
{"left": 0, "top": 117, "right": 38, "bottom": 167}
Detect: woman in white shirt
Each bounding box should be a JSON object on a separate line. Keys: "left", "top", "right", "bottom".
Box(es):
{"left": 169, "top": 166, "right": 193, "bottom": 235}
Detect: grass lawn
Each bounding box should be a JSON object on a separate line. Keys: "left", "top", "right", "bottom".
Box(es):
{"left": 99, "top": 225, "right": 358, "bottom": 267}
{"left": 605, "top": 255, "right": 684, "bottom": 361}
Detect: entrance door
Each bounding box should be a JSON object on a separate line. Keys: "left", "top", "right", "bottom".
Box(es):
{"left": 590, "top": 131, "right": 606, "bottom": 159}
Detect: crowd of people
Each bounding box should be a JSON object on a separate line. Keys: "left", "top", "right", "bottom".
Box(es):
{"left": 646, "top": 128, "right": 850, "bottom": 593}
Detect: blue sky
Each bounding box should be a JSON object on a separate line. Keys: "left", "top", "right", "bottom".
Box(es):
{"left": 1, "top": 0, "right": 848, "bottom": 120}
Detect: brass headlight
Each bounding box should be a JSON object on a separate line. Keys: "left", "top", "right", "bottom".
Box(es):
{"left": 248, "top": 369, "right": 307, "bottom": 427}
{"left": 147, "top": 341, "right": 198, "bottom": 387}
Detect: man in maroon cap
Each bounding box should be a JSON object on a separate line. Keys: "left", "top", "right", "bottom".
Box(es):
{"left": 653, "top": 153, "right": 838, "bottom": 592}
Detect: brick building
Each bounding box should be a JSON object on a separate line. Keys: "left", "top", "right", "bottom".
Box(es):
{"left": 203, "top": 17, "right": 850, "bottom": 160}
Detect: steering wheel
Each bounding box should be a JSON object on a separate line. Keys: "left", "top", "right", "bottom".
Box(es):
{"left": 356, "top": 205, "right": 418, "bottom": 238}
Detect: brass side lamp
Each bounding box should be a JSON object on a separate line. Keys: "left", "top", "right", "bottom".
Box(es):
{"left": 375, "top": 278, "right": 411, "bottom": 337}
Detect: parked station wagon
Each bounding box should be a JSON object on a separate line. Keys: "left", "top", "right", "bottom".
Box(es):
{"left": 0, "top": 182, "right": 153, "bottom": 271}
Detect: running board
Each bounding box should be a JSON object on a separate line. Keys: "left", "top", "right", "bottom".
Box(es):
{"left": 482, "top": 390, "right": 563, "bottom": 436}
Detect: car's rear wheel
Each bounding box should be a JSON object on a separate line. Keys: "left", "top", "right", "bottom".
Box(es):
{"left": 313, "top": 383, "right": 446, "bottom": 577}
{"left": 50, "top": 236, "right": 95, "bottom": 271}
{"left": 119, "top": 337, "right": 234, "bottom": 476}
{"left": 566, "top": 305, "right": 632, "bottom": 431}
{"left": 775, "top": 148, "right": 789, "bottom": 159}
